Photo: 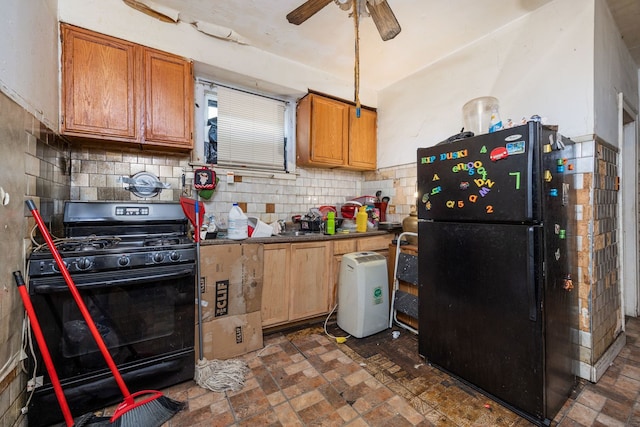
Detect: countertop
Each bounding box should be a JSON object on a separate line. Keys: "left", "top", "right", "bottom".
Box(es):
{"left": 199, "top": 230, "right": 395, "bottom": 245}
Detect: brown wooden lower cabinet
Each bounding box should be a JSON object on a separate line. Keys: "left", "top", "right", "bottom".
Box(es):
{"left": 262, "top": 234, "right": 394, "bottom": 328}
{"left": 262, "top": 241, "right": 331, "bottom": 327}
{"left": 261, "top": 243, "right": 290, "bottom": 327}
{"left": 289, "top": 241, "right": 332, "bottom": 321}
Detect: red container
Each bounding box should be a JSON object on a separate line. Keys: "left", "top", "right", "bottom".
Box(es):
{"left": 341, "top": 201, "right": 362, "bottom": 219}
{"left": 374, "top": 202, "right": 388, "bottom": 222}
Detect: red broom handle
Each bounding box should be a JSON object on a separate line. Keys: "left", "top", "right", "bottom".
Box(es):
{"left": 25, "top": 200, "right": 133, "bottom": 402}
{"left": 13, "top": 271, "right": 74, "bottom": 427}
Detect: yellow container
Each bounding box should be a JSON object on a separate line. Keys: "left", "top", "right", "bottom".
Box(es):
{"left": 356, "top": 206, "right": 368, "bottom": 233}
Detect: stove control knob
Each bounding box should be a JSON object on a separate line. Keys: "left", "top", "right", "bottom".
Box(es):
{"left": 118, "top": 255, "right": 131, "bottom": 267}
{"left": 153, "top": 252, "right": 165, "bottom": 263}
{"left": 76, "top": 257, "right": 92, "bottom": 271}
{"left": 52, "top": 260, "right": 67, "bottom": 273}
{"left": 169, "top": 251, "right": 181, "bottom": 262}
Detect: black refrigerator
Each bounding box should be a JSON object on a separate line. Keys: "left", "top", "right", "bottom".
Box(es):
{"left": 416, "top": 122, "right": 577, "bottom": 426}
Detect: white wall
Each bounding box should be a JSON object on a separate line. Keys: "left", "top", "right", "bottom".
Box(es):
{"left": 57, "top": 0, "right": 377, "bottom": 107}
{"left": 376, "top": 0, "right": 596, "bottom": 168}
{"left": 0, "top": 0, "right": 59, "bottom": 129}
{"left": 594, "top": 0, "right": 639, "bottom": 146}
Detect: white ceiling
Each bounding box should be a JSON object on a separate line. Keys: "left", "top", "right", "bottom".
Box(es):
{"left": 140, "top": 0, "right": 556, "bottom": 90}
{"left": 138, "top": 0, "right": 639, "bottom": 91}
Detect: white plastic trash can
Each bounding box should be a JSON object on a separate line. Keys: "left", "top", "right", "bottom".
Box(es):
{"left": 337, "top": 251, "right": 389, "bottom": 338}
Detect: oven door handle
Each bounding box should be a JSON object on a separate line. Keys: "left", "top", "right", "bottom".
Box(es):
{"left": 31, "top": 266, "right": 195, "bottom": 294}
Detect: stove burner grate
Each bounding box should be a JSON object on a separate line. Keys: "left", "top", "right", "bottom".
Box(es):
{"left": 143, "top": 236, "right": 182, "bottom": 247}
{"left": 39, "top": 236, "right": 122, "bottom": 253}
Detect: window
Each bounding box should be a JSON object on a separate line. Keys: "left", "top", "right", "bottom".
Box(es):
{"left": 196, "top": 80, "right": 291, "bottom": 172}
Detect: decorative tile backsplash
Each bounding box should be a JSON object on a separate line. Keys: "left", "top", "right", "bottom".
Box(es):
{"left": 70, "top": 145, "right": 190, "bottom": 202}
{"left": 69, "top": 144, "right": 420, "bottom": 227}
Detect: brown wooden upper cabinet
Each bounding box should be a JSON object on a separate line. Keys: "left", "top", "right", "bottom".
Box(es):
{"left": 60, "top": 24, "right": 193, "bottom": 150}
{"left": 296, "top": 92, "right": 377, "bottom": 171}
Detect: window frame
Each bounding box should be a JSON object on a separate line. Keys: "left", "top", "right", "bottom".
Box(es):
{"left": 194, "top": 78, "right": 296, "bottom": 174}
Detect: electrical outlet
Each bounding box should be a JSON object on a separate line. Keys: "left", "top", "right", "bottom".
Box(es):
{"left": 388, "top": 204, "right": 396, "bottom": 214}
{"left": 27, "top": 376, "right": 43, "bottom": 391}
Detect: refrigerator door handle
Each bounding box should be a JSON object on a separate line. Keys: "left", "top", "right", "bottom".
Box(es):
{"left": 527, "top": 226, "right": 537, "bottom": 321}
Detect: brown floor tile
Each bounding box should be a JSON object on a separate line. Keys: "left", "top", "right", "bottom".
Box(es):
{"left": 237, "top": 407, "right": 281, "bottom": 426}
{"left": 272, "top": 401, "right": 303, "bottom": 425}
{"left": 593, "top": 412, "right": 627, "bottom": 427}
{"left": 228, "top": 385, "right": 271, "bottom": 420}
{"left": 598, "top": 397, "right": 633, "bottom": 423}
{"left": 336, "top": 404, "right": 360, "bottom": 423}
{"left": 297, "top": 399, "right": 338, "bottom": 424}
{"left": 88, "top": 318, "right": 640, "bottom": 427}
{"left": 576, "top": 389, "right": 608, "bottom": 412}
{"left": 566, "top": 402, "right": 599, "bottom": 425}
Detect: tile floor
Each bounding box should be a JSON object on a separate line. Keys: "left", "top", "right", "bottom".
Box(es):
{"left": 93, "top": 317, "right": 640, "bottom": 426}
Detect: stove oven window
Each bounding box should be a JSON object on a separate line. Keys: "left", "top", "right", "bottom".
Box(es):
{"left": 30, "top": 268, "right": 194, "bottom": 379}
{"left": 61, "top": 285, "right": 176, "bottom": 366}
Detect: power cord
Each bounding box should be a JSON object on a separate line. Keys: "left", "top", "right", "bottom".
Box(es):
{"left": 20, "top": 312, "right": 37, "bottom": 415}
{"left": 323, "top": 304, "right": 350, "bottom": 343}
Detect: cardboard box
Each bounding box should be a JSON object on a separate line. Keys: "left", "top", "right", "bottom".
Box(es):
{"left": 198, "top": 311, "right": 263, "bottom": 360}
{"left": 197, "top": 244, "right": 264, "bottom": 360}
{"left": 199, "top": 244, "right": 263, "bottom": 320}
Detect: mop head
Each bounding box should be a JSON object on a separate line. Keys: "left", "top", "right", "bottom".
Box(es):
{"left": 195, "top": 358, "right": 249, "bottom": 392}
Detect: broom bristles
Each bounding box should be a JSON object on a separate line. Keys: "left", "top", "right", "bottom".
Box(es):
{"left": 109, "top": 394, "right": 186, "bottom": 427}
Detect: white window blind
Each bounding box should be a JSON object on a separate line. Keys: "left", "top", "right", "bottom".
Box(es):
{"left": 216, "top": 86, "right": 287, "bottom": 171}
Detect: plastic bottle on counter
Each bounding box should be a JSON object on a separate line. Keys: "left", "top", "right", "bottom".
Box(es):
{"left": 488, "top": 105, "right": 503, "bottom": 133}
{"left": 356, "top": 206, "right": 368, "bottom": 233}
{"left": 227, "top": 203, "right": 248, "bottom": 240}
{"left": 326, "top": 211, "right": 335, "bottom": 235}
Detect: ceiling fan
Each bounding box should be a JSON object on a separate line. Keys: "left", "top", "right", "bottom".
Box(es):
{"left": 286, "top": 0, "right": 401, "bottom": 41}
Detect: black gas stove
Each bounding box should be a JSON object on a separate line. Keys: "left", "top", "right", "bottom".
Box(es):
{"left": 28, "top": 201, "right": 196, "bottom": 277}
{"left": 25, "top": 201, "right": 196, "bottom": 427}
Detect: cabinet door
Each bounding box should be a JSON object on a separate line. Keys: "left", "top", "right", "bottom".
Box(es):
{"left": 348, "top": 106, "right": 377, "bottom": 170}
{"left": 262, "top": 244, "right": 290, "bottom": 327}
{"left": 297, "top": 94, "right": 349, "bottom": 167}
{"left": 143, "top": 48, "right": 193, "bottom": 148}
{"left": 61, "top": 24, "right": 140, "bottom": 140}
{"left": 356, "top": 234, "right": 393, "bottom": 252}
{"left": 289, "top": 241, "right": 331, "bottom": 320}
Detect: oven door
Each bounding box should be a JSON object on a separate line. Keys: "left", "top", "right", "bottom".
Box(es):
{"left": 27, "top": 264, "right": 195, "bottom": 427}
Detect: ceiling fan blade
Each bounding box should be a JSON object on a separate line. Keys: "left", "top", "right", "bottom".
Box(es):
{"left": 286, "top": 0, "right": 333, "bottom": 25}
{"left": 367, "top": 0, "right": 401, "bottom": 41}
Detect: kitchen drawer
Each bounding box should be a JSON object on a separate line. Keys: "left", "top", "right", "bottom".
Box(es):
{"left": 357, "top": 234, "right": 393, "bottom": 252}
{"left": 333, "top": 239, "right": 357, "bottom": 255}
